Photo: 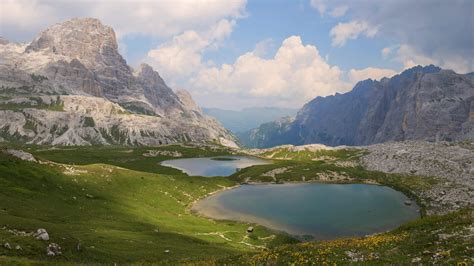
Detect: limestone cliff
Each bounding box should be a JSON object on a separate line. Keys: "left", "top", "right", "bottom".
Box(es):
{"left": 0, "top": 18, "right": 236, "bottom": 147}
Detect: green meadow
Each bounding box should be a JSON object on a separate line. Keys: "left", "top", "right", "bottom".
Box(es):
{"left": 0, "top": 144, "right": 471, "bottom": 264}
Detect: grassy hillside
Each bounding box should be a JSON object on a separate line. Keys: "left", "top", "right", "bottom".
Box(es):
{"left": 0, "top": 145, "right": 294, "bottom": 264}
{"left": 0, "top": 144, "right": 471, "bottom": 264}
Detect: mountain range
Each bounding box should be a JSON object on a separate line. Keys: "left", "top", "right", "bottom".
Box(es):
{"left": 1, "top": 18, "right": 472, "bottom": 149}
{"left": 242, "top": 65, "right": 474, "bottom": 148}
{"left": 0, "top": 18, "right": 236, "bottom": 146}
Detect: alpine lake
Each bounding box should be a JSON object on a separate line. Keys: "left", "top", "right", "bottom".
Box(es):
{"left": 161, "top": 156, "right": 420, "bottom": 240}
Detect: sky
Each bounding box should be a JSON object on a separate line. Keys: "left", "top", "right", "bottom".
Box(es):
{"left": 1, "top": 0, "right": 473, "bottom": 109}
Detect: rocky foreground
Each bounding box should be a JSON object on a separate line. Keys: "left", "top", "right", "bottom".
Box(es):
{"left": 361, "top": 141, "right": 474, "bottom": 215}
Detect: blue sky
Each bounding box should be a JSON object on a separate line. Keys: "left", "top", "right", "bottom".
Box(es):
{"left": 2, "top": 0, "right": 473, "bottom": 109}
{"left": 122, "top": 0, "right": 399, "bottom": 74}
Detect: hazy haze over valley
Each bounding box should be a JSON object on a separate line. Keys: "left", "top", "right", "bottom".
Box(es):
{"left": 202, "top": 107, "right": 298, "bottom": 133}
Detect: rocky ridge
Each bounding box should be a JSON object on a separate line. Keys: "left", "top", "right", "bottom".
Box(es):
{"left": 0, "top": 18, "right": 236, "bottom": 146}
{"left": 243, "top": 65, "right": 474, "bottom": 148}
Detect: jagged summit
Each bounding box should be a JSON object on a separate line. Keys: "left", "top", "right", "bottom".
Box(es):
{"left": 243, "top": 65, "right": 474, "bottom": 148}
{"left": 26, "top": 18, "right": 122, "bottom": 69}
{"left": 0, "top": 18, "right": 236, "bottom": 147}
{"left": 135, "top": 63, "right": 167, "bottom": 87}
{"left": 175, "top": 89, "right": 202, "bottom": 113}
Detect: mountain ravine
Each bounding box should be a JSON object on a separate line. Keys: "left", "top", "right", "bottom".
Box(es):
{"left": 243, "top": 65, "right": 474, "bottom": 148}
{"left": 0, "top": 18, "right": 237, "bottom": 146}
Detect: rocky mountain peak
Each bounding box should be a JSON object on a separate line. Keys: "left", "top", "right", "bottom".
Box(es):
{"left": 0, "top": 18, "right": 237, "bottom": 147}
{"left": 244, "top": 65, "right": 473, "bottom": 147}
{"left": 175, "top": 89, "right": 202, "bottom": 113}
{"left": 136, "top": 63, "right": 166, "bottom": 85}
{"left": 399, "top": 64, "right": 441, "bottom": 77}
{"left": 25, "top": 18, "right": 120, "bottom": 69}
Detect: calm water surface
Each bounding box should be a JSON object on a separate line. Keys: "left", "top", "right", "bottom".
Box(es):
{"left": 193, "top": 183, "right": 420, "bottom": 239}
{"left": 160, "top": 156, "right": 270, "bottom": 177}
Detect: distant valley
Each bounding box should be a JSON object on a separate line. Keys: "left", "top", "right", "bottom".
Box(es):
{"left": 203, "top": 107, "right": 297, "bottom": 134}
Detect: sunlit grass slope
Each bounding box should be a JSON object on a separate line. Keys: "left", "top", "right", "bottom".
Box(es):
{"left": 0, "top": 145, "right": 294, "bottom": 264}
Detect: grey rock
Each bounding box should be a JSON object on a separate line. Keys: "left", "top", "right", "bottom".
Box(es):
{"left": 35, "top": 228, "right": 49, "bottom": 241}
{"left": 245, "top": 65, "right": 474, "bottom": 148}
{"left": 3, "top": 149, "right": 37, "bottom": 162}
{"left": 0, "top": 18, "right": 236, "bottom": 147}
{"left": 361, "top": 141, "right": 474, "bottom": 215}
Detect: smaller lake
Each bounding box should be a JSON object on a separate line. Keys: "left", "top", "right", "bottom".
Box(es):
{"left": 193, "top": 183, "right": 420, "bottom": 240}
{"left": 160, "top": 156, "right": 271, "bottom": 177}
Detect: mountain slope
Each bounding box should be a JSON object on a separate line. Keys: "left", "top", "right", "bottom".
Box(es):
{"left": 245, "top": 65, "right": 474, "bottom": 148}
{"left": 0, "top": 18, "right": 236, "bottom": 146}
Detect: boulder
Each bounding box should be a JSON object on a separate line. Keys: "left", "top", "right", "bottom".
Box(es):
{"left": 35, "top": 228, "right": 50, "bottom": 241}
{"left": 4, "top": 149, "right": 37, "bottom": 162}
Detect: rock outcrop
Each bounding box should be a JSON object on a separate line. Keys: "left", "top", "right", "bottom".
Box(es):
{"left": 3, "top": 149, "right": 37, "bottom": 162}
{"left": 244, "top": 65, "right": 474, "bottom": 147}
{"left": 0, "top": 18, "right": 236, "bottom": 146}
{"left": 361, "top": 141, "right": 474, "bottom": 215}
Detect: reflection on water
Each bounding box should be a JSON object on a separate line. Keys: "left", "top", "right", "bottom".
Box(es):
{"left": 193, "top": 183, "right": 420, "bottom": 240}
{"left": 160, "top": 156, "right": 271, "bottom": 177}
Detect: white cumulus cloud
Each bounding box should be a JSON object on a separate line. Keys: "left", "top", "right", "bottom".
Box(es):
{"left": 191, "top": 36, "right": 351, "bottom": 107}
{"left": 330, "top": 20, "right": 378, "bottom": 47}
{"left": 394, "top": 44, "right": 471, "bottom": 73}
{"left": 310, "top": 0, "right": 327, "bottom": 16}
{"left": 146, "top": 19, "right": 235, "bottom": 85}
{"left": 0, "top": 0, "right": 247, "bottom": 41}
{"left": 381, "top": 46, "right": 394, "bottom": 58}
{"left": 348, "top": 67, "right": 398, "bottom": 83}
{"left": 330, "top": 5, "right": 348, "bottom": 18}
{"left": 315, "top": 0, "right": 473, "bottom": 72}
{"left": 310, "top": 0, "right": 348, "bottom": 18}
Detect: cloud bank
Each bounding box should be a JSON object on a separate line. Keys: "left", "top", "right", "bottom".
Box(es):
{"left": 147, "top": 35, "right": 399, "bottom": 108}
{"left": 0, "top": 0, "right": 246, "bottom": 41}
{"left": 313, "top": 0, "right": 473, "bottom": 73}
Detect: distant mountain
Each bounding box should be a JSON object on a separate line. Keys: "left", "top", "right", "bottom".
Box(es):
{"left": 0, "top": 18, "right": 236, "bottom": 146}
{"left": 202, "top": 107, "right": 298, "bottom": 133}
{"left": 244, "top": 65, "right": 474, "bottom": 148}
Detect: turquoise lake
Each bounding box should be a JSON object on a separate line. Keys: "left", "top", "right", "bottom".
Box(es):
{"left": 160, "top": 156, "right": 270, "bottom": 177}
{"left": 192, "top": 183, "right": 420, "bottom": 240}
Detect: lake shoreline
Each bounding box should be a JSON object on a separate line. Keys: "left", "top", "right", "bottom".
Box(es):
{"left": 189, "top": 181, "right": 420, "bottom": 241}
{"left": 160, "top": 155, "right": 271, "bottom": 177}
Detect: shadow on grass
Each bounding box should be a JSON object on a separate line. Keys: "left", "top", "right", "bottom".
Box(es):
{"left": 0, "top": 153, "right": 250, "bottom": 264}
